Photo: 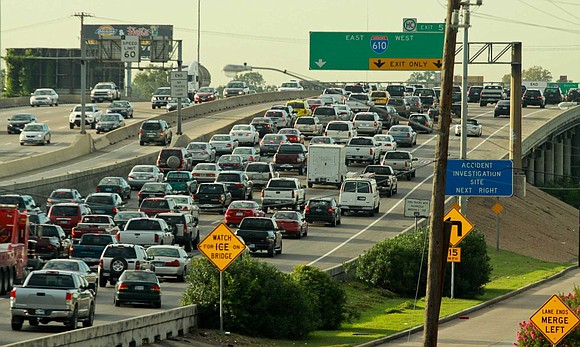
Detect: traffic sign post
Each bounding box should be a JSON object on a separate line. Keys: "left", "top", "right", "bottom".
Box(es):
{"left": 492, "top": 201, "right": 504, "bottom": 251}
{"left": 447, "top": 247, "right": 461, "bottom": 262}
{"left": 170, "top": 71, "right": 188, "bottom": 98}
{"left": 198, "top": 223, "right": 247, "bottom": 334}
{"left": 121, "top": 36, "right": 140, "bottom": 63}
{"left": 530, "top": 294, "right": 580, "bottom": 345}
{"left": 309, "top": 31, "right": 444, "bottom": 71}
{"left": 445, "top": 159, "right": 514, "bottom": 197}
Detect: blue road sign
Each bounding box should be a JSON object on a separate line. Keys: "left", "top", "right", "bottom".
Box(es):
{"left": 445, "top": 160, "right": 513, "bottom": 197}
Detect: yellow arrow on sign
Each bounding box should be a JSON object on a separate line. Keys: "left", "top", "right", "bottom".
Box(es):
{"left": 444, "top": 207, "right": 474, "bottom": 247}
{"left": 369, "top": 58, "right": 443, "bottom": 71}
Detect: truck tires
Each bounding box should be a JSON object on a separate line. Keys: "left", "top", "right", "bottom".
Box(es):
{"left": 69, "top": 123, "right": 75, "bottom": 129}
{"left": 11, "top": 317, "right": 23, "bottom": 331}
{"left": 67, "top": 307, "right": 78, "bottom": 330}
{"left": 99, "top": 274, "right": 108, "bottom": 288}
{"left": 83, "top": 304, "right": 95, "bottom": 328}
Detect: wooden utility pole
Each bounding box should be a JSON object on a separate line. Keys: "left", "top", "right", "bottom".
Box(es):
{"left": 423, "top": 0, "right": 461, "bottom": 346}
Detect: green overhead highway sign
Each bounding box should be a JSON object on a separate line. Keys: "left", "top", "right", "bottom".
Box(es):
{"left": 309, "top": 31, "right": 444, "bottom": 71}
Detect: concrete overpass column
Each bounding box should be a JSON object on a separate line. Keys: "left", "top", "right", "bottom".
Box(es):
{"left": 544, "top": 141, "right": 554, "bottom": 185}
{"left": 563, "top": 135, "right": 572, "bottom": 178}
{"left": 572, "top": 127, "right": 580, "bottom": 182}
{"left": 525, "top": 155, "right": 535, "bottom": 185}
{"left": 554, "top": 136, "right": 564, "bottom": 180}
{"left": 534, "top": 148, "right": 545, "bottom": 186}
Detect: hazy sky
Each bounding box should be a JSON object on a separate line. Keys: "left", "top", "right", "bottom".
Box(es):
{"left": 2, "top": 0, "right": 579, "bottom": 87}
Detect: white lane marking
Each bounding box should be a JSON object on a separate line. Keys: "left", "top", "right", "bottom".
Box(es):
{"left": 312, "top": 108, "right": 550, "bottom": 267}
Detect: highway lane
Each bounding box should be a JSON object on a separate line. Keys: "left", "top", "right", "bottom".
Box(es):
{"left": 0, "top": 103, "right": 564, "bottom": 344}
{"left": 0, "top": 101, "right": 165, "bottom": 162}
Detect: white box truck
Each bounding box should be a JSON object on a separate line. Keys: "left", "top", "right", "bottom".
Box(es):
{"left": 307, "top": 144, "right": 347, "bottom": 188}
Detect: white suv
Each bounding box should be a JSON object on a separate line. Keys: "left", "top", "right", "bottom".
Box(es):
{"left": 91, "top": 82, "right": 121, "bottom": 103}
{"left": 278, "top": 80, "right": 304, "bottom": 92}
{"left": 339, "top": 174, "right": 380, "bottom": 216}
{"left": 324, "top": 121, "right": 357, "bottom": 144}
{"left": 68, "top": 104, "right": 103, "bottom": 129}
{"left": 98, "top": 243, "right": 153, "bottom": 287}
{"left": 30, "top": 88, "right": 59, "bottom": 107}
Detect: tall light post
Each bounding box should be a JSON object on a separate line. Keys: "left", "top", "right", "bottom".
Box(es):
{"left": 223, "top": 63, "right": 311, "bottom": 85}
{"left": 197, "top": 0, "right": 201, "bottom": 90}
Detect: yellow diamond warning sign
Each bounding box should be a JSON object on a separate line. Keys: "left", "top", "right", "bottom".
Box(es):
{"left": 198, "top": 223, "right": 246, "bottom": 271}
{"left": 530, "top": 294, "right": 580, "bottom": 345}
{"left": 444, "top": 207, "right": 474, "bottom": 247}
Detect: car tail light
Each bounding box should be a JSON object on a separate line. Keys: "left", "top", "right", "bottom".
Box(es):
{"left": 112, "top": 207, "right": 118, "bottom": 214}
{"left": 249, "top": 155, "right": 254, "bottom": 161}
{"left": 305, "top": 205, "right": 310, "bottom": 213}
{"left": 165, "top": 259, "right": 180, "bottom": 267}
{"left": 96, "top": 187, "right": 101, "bottom": 192}
{"left": 152, "top": 284, "right": 161, "bottom": 292}
{"left": 71, "top": 230, "right": 77, "bottom": 239}
{"left": 234, "top": 183, "right": 243, "bottom": 187}
{"left": 117, "top": 187, "right": 122, "bottom": 193}
{"left": 328, "top": 206, "right": 334, "bottom": 213}
{"left": 135, "top": 260, "right": 141, "bottom": 270}
{"left": 65, "top": 292, "right": 73, "bottom": 303}
{"left": 139, "top": 129, "right": 143, "bottom": 135}
{"left": 261, "top": 190, "right": 264, "bottom": 198}
{"left": 99, "top": 259, "right": 104, "bottom": 268}
{"left": 218, "top": 195, "right": 223, "bottom": 202}
{"left": 324, "top": 131, "right": 328, "bottom": 136}
{"left": 374, "top": 121, "right": 378, "bottom": 126}
{"left": 118, "top": 283, "right": 129, "bottom": 290}
{"left": 369, "top": 148, "right": 373, "bottom": 155}
{"left": 407, "top": 121, "right": 411, "bottom": 126}
{"left": 191, "top": 194, "right": 196, "bottom": 200}
{"left": 265, "top": 124, "right": 270, "bottom": 128}
{"left": 160, "top": 130, "right": 165, "bottom": 135}
{"left": 46, "top": 244, "right": 53, "bottom": 250}
{"left": 193, "top": 173, "right": 200, "bottom": 177}
{"left": 69, "top": 246, "right": 74, "bottom": 253}
{"left": 154, "top": 234, "right": 159, "bottom": 243}
{"left": 260, "top": 141, "right": 264, "bottom": 145}
{"left": 10, "top": 289, "right": 16, "bottom": 300}
{"left": 407, "top": 133, "right": 411, "bottom": 138}
{"left": 115, "top": 232, "right": 120, "bottom": 241}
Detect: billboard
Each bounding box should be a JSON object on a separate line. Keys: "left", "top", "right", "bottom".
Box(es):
{"left": 83, "top": 24, "right": 173, "bottom": 61}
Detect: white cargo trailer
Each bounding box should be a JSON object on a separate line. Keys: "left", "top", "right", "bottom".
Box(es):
{"left": 307, "top": 144, "right": 347, "bottom": 188}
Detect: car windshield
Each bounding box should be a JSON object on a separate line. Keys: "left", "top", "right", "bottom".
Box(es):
{"left": 198, "top": 87, "right": 214, "bottom": 93}
{"left": 167, "top": 196, "right": 189, "bottom": 204}
{"left": 11, "top": 114, "right": 33, "bottom": 121}
{"left": 356, "top": 114, "right": 375, "bottom": 121}
{"left": 314, "top": 107, "right": 335, "bottom": 115}
{"left": 266, "top": 111, "right": 283, "bottom": 118}
{"left": 27, "top": 274, "right": 75, "bottom": 289}
{"left": 278, "top": 145, "right": 303, "bottom": 153}
{"left": 100, "top": 114, "right": 119, "bottom": 122}
{"left": 234, "top": 148, "right": 252, "bottom": 154}
{"left": 245, "top": 164, "right": 270, "bottom": 173}
{"left": 264, "top": 135, "right": 285, "bottom": 141}
{"left": 103, "top": 246, "right": 136, "bottom": 258}
{"left": 132, "top": 166, "right": 155, "bottom": 173}
{"left": 50, "top": 205, "right": 78, "bottom": 216}
{"left": 287, "top": 102, "right": 304, "bottom": 109}
{"left": 34, "top": 90, "right": 53, "bottom": 95}
{"left": 82, "top": 215, "right": 110, "bottom": 223}
{"left": 194, "top": 164, "right": 216, "bottom": 171}
{"left": 50, "top": 191, "right": 74, "bottom": 199}
{"left": 307, "top": 99, "right": 323, "bottom": 105}
{"left": 296, "top": 118, "right": 314, "bottom": 125}
{"left": 212, "top": 136, "right": 230, "bottom": 141}
{"left": 147, "top": 247, "right": 181, "bottom": 257}
{"left": 230, "top": 201, "right": 256, "bottom": 209}
{"left": 156, "top": 215, "right": 185, "bottom": 225}
{"left": 80, "top": 234, "right": 113, "bottom": 245}
{"left": 187, "top": 143, "right": 206, "bottom": 150}
{"left": 198, "top": 184, "right": 224, "bottom": 193}
{"left": 466, "top": 119, "right": 479, "bottom": 125}
{"left": 217, "top": 173, "right": 241, "bottom": 182}
{"left": 349, "top": 94, "right": 368, "bottom": 101}
{"left": 126, "top": 218, "right": 163, "bottom": 230}
{"left": 349, "top": 138, "right": 372, "bottom": 145}
{"left": 143, "top": 122, "right": 164, "bottom": 131}
{"left": 86, "top": 195, "right": 113, "bottom": 205}
{"left": 364, "top": 166, "right": 394, "bottom": 175}
{"left": 374, "top": 136, "right": 391, "bottom": 142}
{"left": 388, "top": 99, "right": 404, "bottom": 106}
{"left": 327, "top": 123, "right": 349, "bottom": 130}
{"left": 485, "top": 86, "right": 502, "bottom": 91}
{"left": 44, "top": 261, "right": 80, "bottom": 272}
{"left": 232, "top": 125, "right": 251, "bottom": 131}
{"left": 167, "top": 172, "right": 190, "bottom": 180}
{"left": 390, "top": 126, "right": 411, "bottom": 133}
{"left": 311, "top": 137, "right": 332, "bottom": 144}
{"left": 281, "top": 82, "right": 297, "bottom": 88}
{"left": 372, "top": 92, "right": 386, "bottom": 97}
{"left": 219, "top": 156, "right": 241, "bottom": 163}
{"left": 120, "top": 271, "right": 158, "bottom": 282}
{"left": 110, "top": 101, "right": 128, "bottom": 108}
{"left": 273, "top": 211, "right": 298, "bottom": 220}
{"left": 115, "top": 212, "right": 144, "bottom": 220}
{"left": 227, "top": 82, "right": 245, "bottom": 88}
{"left": 154, "top": 88, "right": 171, "bottom": 95}
{"left": 99, "top": 177, "right": 122, "bottom": 186}
{"left": 410, "top": 116, "right": 426, "bottom": 122}
{"left": 37, "top": 226, "right": 60, "bottom": 237}
{"left": 23, "top": 124, "right": 44, "bottom": 131}
{"left": 141, "top": 183, "right": 167, "bottom": 191}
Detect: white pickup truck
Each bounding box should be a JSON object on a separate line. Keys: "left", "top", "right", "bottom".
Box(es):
{"left": 119, "top": 217, "right": 175, "bottom": 247}
{"left": 381, "top": 150, "right": 417, "bottom": 181}
{"left": 345, "top": 137, "right": 381, "bottom": 166}
{"left": 261, "top": 177, "right": 306, "bottom": 212}
{"left": 68, "top": 104, "right": 103, "bottom": 129}
{"left": 10, "top": 270, "right": 96, "bottom": 330}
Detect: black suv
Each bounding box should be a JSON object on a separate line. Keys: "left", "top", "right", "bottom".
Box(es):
{"left": 522, "top": 89, "right": 545, "bottom": 108}
{"left": 467, "top": 86, "right": 483, "bottom": 103}
{"left": 215, "top": 171, "right": 253, "bottom": 201}
{"left": 139, "top": 120, "right": 173, "bottom": 146}
{"left": 544, "top": 87, "right": 563, "bottom": 104}
{"left": 304, "top": 198, "right": 341, "bottom": 227}
{"left": 156, "top": 147, "right": 193, "bottom": 174}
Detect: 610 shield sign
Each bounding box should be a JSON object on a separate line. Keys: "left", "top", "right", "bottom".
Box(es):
{"left": 370, "top": 35, "right": 389, "bottom": 54}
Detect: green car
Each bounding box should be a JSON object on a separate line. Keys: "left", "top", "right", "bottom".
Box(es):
{"left": 164, "top": 171, "right": 198, "bottom": 194}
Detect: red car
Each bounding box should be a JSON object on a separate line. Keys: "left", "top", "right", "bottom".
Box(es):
{"left": 224, "top": 200, "right": 265, "bottom": 226}
{"left": 194, "top": 87, "right": 218, "bottom": 103}
{"left": 306, "top": 98, "right": 324, "bottom": 112}
{"left": 272, "top": 211, "right": 308, "bottom": 239}
{"left": 278, "top": 128, "right": 305, "bottom": 144}
{"left": 138, "top": 197, "right": 178, "bottom": 217}
{"left": 47, "top": 203, "right": 92, "bottom": 236}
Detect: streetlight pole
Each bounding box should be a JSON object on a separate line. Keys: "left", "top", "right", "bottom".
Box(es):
{"left": 197, "top": 0, "right": 201, "bottom": 91}
{"left": 74, "top": 12, "right": 93, "bottom": 135}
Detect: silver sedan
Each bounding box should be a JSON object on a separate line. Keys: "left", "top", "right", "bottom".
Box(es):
{"left": 146, "top": 245, "right": 191, "bottom": 281}
{"left": 19, "top": 122, "right": 51, "bottom": 145}
{"left": 127, "top": 165, "right": 164, "bottom": 189}
{"left": 191, "top": 163, "right": 221, "bottom": 183}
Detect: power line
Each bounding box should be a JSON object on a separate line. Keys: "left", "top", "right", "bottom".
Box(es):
{"left": 548, "top": 0, "right": 580, "bottom": 22}
{"left": 471, "top": 12, "right": 580, "bottom": 35}
{"left": 518, "top": 0, "right": 580, "bottom": 26}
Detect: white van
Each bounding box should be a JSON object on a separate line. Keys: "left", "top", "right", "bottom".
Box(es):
{"left": 338, "top": 174, "right": 380, "bottom": 216}
{"left": 307, "top": 144, "right": 347, "bottom": 188}
{"left": 324, "top": 121, "right": 357, "bottom": 144}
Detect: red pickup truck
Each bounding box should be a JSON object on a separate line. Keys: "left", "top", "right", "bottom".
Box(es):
{"left": 273, "top": 143, "right": 308, "bottom": 175}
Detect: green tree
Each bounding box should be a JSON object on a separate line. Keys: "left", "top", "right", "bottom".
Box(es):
{"left": 131, "top": 68, "right": 169, "bottom": 100}
{"left": 234, "top": 72, "right": 265, "bottom": 91}
{"left": 523, "top": 65, "right": 552, "bottom": 81}
{"left": 407, "top": 71, "right": 437, "bottom": 83}
{"left": 501, "top": 74, "right": 510, "bottom": 85}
